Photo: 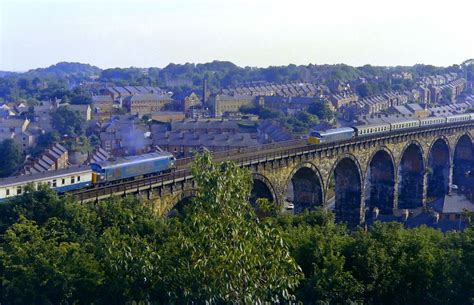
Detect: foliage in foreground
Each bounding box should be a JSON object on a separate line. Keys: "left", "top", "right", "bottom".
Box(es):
{"left": 0, "top": 153, "right": 473, "bottom": 304}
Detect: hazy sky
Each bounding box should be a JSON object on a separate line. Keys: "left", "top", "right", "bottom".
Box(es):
{"left": 1, "top": 0, "right": 473, "bottom": 71}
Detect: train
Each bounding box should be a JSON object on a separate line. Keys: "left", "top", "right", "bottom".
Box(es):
{"left": 2, "top": 113, "right": 474, "bottom": 201}
{"left": 0, "top": 151, "right": 176, "bottom": 202}
{"left": 308, "top": 114, "right": 474, "bottom": 144}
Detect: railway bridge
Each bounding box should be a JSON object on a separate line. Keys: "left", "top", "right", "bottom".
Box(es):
{"left": 71, "top": 121, "right": 474, "bottom": 226}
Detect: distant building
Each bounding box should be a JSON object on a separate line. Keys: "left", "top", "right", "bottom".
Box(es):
{"left": 99, "top": 115, "right": 151, "bottom": 155}
{"left": 383, "top": 92, "right": 409, "bottom": 107}
{"left": 33, "top": 101, "right": 54, "bottom": 131}
{"left": 123, "top": 94, "right": 173, "bottom": 117}
{"left": 258, "top": 96, "right": 330, "bottom": 113}
{"left": 0, "top": 104, "right": 17, "bottom": 118}
{"left": 152, "top": 129, "right": 260, "bottom": 158}
{"left": 0, "top": 117, "right": 35, "bottom": 153}
{"left": 209, "top": 94, "right": 255, "bottom": 117}
{"left": 405, "top": 103, "right": 429, "bottom": 118}
{"left": 20, "top": 143, "right": 69, "bottom": 175}
{"left": 329, "top": 92, "right": 359, "bottom": 109}
{"left": 91, "top": 95, "right": 114, "bottom": 119}
{"left": 418, "top": 86, "right": 431, "bottom": 104}
{"left": 151, "top": 111, "right": 185, "bottom": 122}
{"left": 99, "top": 86, "right": 165, "bottom": 100}
{"left": 356, "top": 94, "right": 390, "bottom": 115}
{"left": 183, "top": 92, "right": 202, "bottom": 113}
{"left": 222, "top": 82, "right": 326, "bottom": 97}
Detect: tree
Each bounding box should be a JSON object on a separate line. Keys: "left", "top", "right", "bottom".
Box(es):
{"left": 296, "top": 111, "right": 319, "bottom": 126}
{"left": 308, "top": 99, "right": 335, "bottom": 121}
{"left": 51, "top": 107, "right": 85, "bottom": 136}
{"left": 0, "top": 139, "right": 22, "bottom": 177}
{"left": 355, "top": 83, "right": 374, "bottom": 98}
{"left": 0, "top": 216, "right": 104, "bottom": 304}
{"left": 278, "top": 211, "right": 364, "bottom": 304}
{"left": 162, "top": 152, "right": 303, "bottom": 303}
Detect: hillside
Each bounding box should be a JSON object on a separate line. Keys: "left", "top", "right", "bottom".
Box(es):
{"left": 26, "top": 62, "right": 102, "bottom": 77}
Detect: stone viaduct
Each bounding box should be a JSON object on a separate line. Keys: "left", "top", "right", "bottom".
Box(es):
{"left": 74, "top": 122, "right": 474, "bottom": 226}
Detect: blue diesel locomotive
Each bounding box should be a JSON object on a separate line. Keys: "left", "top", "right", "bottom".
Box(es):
{"left": 91, "top": 152, "right": 176, "bottom": 184}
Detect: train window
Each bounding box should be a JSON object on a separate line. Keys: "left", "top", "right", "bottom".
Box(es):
{"left": 71, "top": 177, "right": 75, "bottom": 184}
{"left": 77, "top": 176, "right": 81, "bottom": 182}
{"left": 17, "top": 186, "right": 22, "bottom": 195}
{"left": 52, "top": 179, "right": 57, "bottom": 187}
{"left": 6, "top": 189, "right": 10, "bottom": 196}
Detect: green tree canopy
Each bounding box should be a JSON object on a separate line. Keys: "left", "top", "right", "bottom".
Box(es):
{"left": 162, "top": 153, "right": 303, "bottom": 303}
{"left": 308, "top": 99, "right": 335, "bottom": 121}
{"left": 0, "top": 139, "right": 22, "bottom": 177}
{"left": 51, "top": 107, "right": 85, "bottom": 136}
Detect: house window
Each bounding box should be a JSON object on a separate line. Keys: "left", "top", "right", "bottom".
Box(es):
{"left": 62, "top": 178, "right": 65, "bottom": 185}
{"left": 17, "top": 186, "right": 22, "bottom": 195}
{"left": 71, "top": 177, "right": 75, "bottom": 184}
{"left": 52, "top": 179, "right": 57, "bottom": 187}
{"left": 77, "top": 176, "right": 81, "bottom": 182}
{"left": 6, "top": 189, "right": 10, "bottom": 196}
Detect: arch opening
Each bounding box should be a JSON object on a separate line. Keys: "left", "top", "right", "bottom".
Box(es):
{"left": 398, "top": 144, "right": 424, "bottom": 209}
{"left": 453, "top": 135, "right": 474, "bottom": 196}
{"left": 168, "top": 195, "right": 196, "bottom": 218}
{"left": 250, "top": 179, "right": 275, "bottom": 207}
{"left": 427, "top": 139, "right": 450, "bottom": 199}
{"left": 286, "top": 167, "right": 323, "bottom": 214}
{"left": 333, "top": 158, "right": 362, "bottom": 226}
{"left": 365, "top": 150, "right": 395, "bottom": 215}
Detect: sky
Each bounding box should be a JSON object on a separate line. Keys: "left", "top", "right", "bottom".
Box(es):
{"left": 0, "top": 0, "right": 473, "bottom": 71}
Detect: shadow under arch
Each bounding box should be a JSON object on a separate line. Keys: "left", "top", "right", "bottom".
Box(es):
{"left": 285, "top": 162, "right": 324, "bottom": 214}
{"left": 327, "top": 154, "right": 363, "bottom": 226}
{"left": 453, "top": 134, "right": 474, "bottom": 192}
{"left": 168, "top": 189, "right": 198, "bottom": 218}
{"left": 426, "top": 138, "right": 451, "bottom": 199}
{"left": 397, "top": 141, "right": 425, "bottom": 209}
{"left": 250, "top": 173, "right": 277, "bottom": 207}
{"left": 365, "top": 148, "right": 396, "bottom": 214}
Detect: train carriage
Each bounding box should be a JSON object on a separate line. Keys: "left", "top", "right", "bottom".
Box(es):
{"left": 353, "top": 123, "right": 391, "bottom": 137}
{"left": 389, "top": 119, "right": 420, "bottom": 131}
{"left": 419, "top": 116, "right": 447, "bottom": 127}
{"left": 446, "top": 114, "right": 471, "bottom": 123}
{"left": 0, "top": 166, "right": 92, "bottom": 201}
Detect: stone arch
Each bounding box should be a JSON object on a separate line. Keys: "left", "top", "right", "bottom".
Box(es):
{"left": 285, "top": 162, "right": 324, "bottom": 213}
{"left": 426, "top": 138, "right": 451, "bottom": 199}
{"left": 168, "top": 189, "right": 198, "bottom": 218}
{"left": 397, "top": 141, "right": 425, "bottom": 209}
{"left": 364, "top": 147, "right": 396, "bottom": 214}
{"left": 250, "top": 173, "right": 278, "bottom": 207}
{"left": 453, "top": 133, "right": 474, "bottom": 192}
{"left": 327, "top": 154, "right": 363, "bottom": 226}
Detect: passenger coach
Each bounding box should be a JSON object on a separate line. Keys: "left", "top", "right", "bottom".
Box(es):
{"left": 0, "top": 166, "right": 92, "bottom": 201}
